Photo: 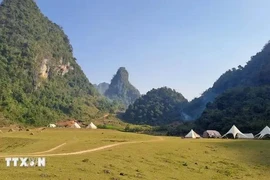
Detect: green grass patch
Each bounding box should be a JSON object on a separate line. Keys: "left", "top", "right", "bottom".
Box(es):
{"left": 0, "top": 129, "right": 269, "bottom": 180}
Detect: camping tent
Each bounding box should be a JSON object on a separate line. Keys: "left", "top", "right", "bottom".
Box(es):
{"left": 185, "top": 129, "right": 201, "bottom": 138}
{"left": 222, "top": 125, "right": 246, "bottom": 139}
{"left": 86, "top": 122, "right": 97, "bottom": 129}
{"left": 48, "top": 124, "right": 56, "bottom": 128}
{"left": 255, "top": 126, "right": 270, "bottom": 139}
{"left": 237, "top": 133, "right": 254, "bottom": 139}
{"left": 70, "top": 122, "right": 81, "bottom": 128}
{"left": 203, "top": 130, "right": 221, "bottom": 138}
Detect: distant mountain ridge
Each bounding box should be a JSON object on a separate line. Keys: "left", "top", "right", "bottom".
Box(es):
{"left": 104, "top": 67, "right": 140, "bottom": 107}
{"left": 94, "top": 82, "right": 109, "bottom": 95}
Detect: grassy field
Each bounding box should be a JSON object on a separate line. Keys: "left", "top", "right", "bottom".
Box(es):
{"left": 0, "top": 128, "right": 269, "bottom": 180}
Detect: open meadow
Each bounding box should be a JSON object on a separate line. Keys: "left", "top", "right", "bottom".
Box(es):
{"left": 0, "top": 128, "right": 269, "bottom": 180}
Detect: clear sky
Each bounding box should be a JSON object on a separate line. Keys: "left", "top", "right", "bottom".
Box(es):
{"left": 34, "top": 0, "right": 270, "bottom": 100}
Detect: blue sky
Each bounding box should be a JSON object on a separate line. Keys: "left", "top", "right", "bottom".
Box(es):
{"left": 34, "top": 0, "right": 270, "bottom": 100}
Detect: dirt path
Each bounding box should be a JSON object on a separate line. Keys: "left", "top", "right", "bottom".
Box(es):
{"left": 31, "top": 143, "right": 67, "bottom": 154}
{"left": 0, "top": 137, "right": 164, "bottom": 157}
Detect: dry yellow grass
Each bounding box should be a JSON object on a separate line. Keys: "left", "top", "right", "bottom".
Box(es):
{"left": 0, "top": 128, "right": 269, "bottom": 180}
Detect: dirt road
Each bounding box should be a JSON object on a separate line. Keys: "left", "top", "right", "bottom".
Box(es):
{"left": 0, "top": 137, "right": 164, "bottom": 157}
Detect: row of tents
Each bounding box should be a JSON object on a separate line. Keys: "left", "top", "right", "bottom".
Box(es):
{"left": 185, "top": 125, "right": 270, "bottom": 139}
{"left": 48, "top": 122, "right": 98, "bottom": 129}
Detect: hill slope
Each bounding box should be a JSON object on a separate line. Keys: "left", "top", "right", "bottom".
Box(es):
{"left": 184, "top": 41, "right": 270, "bottom": 120}
{"left": 123, "top": 87, "right": 188, "bottom": 126}
{"left": 0, "top": 0, "right": 112, "bottom": 125}
{"left": 196, "top": 86, "right": 270, "bottom": 133}
{"left": 104, "top": 67, "right": 140, "bottom": 107}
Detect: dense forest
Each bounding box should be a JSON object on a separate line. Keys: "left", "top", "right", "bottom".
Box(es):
{"left": 196, "top": 86, "right": 270, "bottom": 134}
{"left": 123, "top": 87, "right": 188, "bottom": 126}
{"left": 184, "top": 41, "right": 270, "bottom": 121}
{"left": 104, "top": 67, "right": 140, "bottom": 108}
{"left": 188, "top": 42, "right": 270, "bottom": 134}
{"left": 0, "top": 0, "right": 115, "bottom": 126}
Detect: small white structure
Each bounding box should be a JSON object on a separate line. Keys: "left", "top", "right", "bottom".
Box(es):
{"left": 237, "top": 133, "right": 254, "bottom": 139}
{"left": 185, "top": 129, "right": 201, "bottom": 138}
{"left": 203, "top": 130, "right": 222, "bottom": 138}
{"left": 71, "top": 122, "right": 81, "bottom": 128}
{"left": 86, "top": 122, "right": 97, "bottom": 129}
{"left": 48, "top": 124, "right": 56, "bottom": 128}
{"left": 222, "top": 125, "right": 246, "bottom": 139}
{"left": 255, "top": 126, "right": 270, "bottom": 139}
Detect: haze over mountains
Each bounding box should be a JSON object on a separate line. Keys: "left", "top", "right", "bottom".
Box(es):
{"left": 94, "top": 82, "right": 109, "bottom": 95}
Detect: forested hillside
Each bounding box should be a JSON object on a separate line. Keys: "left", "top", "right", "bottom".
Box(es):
{"left": 123, "top": 87, "right": 188, "bottom": 126}
{"left": 196, "top": 86, "right": 270, "bottom": 134}
{"left": 104, "top": 67, "right": 140, "bottom": 108}
{"left": 184, "top": 41, "right": 270, "bottom": 120}
{"left": 0, "top": 0, "right": 114, "bottom": 125}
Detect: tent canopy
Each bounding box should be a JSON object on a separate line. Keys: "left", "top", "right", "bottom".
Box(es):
{"left": 237, "top": 133, "right": 254, "bottom": 139}
{"left": 87, "top": 122, "right": 97, "bottom": 129}
{"left": 48, "top": 124, "right": 56, "bottom": 128}
{"left": 71, "top": 122, "right": 81, "bottom": 128}
{"left": 255, "top": 126, "right": 270, "bottom": 139}
{"left": 222, "top": 125, "right": 246, "bottom": 139}
{"left": 185, "top": 129, "right": 200, "bottom": 138}
{"left": 203, "top": 130, "right": 221, "bottom": 138}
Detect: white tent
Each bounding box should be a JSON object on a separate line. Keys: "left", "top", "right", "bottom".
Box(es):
{"left": 48, "top": 124, "right": 56, "bottom": 128}
{"left": 86, "top": 122, "right": 97, "bottom": 129}
{"left": 185, "top": 129, "right": 201, "bottom": 138}
{"left": 71, "top": 122, "right": 81, "bottom": 128}
{"left": 237, "top": 133, "right": 254, "bottom": 139}
{"left": 255, "top": 126, "right": 270, "bottom": 139}
{"left": 203, "top": 130, "right": 222, "bottom": 138}
{"left": 222, "top": 125, "right": 246, "bottom": 139}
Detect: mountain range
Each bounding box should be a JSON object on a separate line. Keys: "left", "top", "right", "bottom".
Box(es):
{"left": 122, "top": 41, "right": 270, "bottom": 130}
{"left": 1, "top": 0, "right": 270, "bottom": 132}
